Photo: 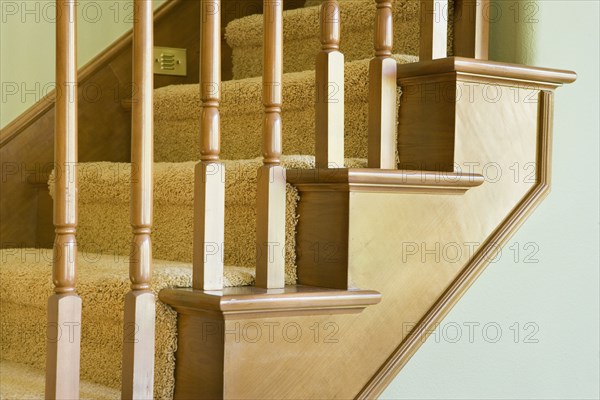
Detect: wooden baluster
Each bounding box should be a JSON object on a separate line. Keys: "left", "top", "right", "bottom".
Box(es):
{"left": 420, "top": 0, "right": 448, "bottom": 60}
{"left": 122, "top": 0, "right": 155, "bottom": 398}
{"left": 256, "top": 0, "right": 286, "bottom": 289}
{"left": 453, "top": 0, "right": 489, "bottom": 59}
{"left": 193, "top": 0, "right": 225, "bottom": 291}
{"left": 45, "top": 1, "right": 82, "bottom": 399}
{"left": 368, "top": 0, "right": 397, "bottom": 169}
{"left": 315, "top": 0, "right": 344, "bottom": 169}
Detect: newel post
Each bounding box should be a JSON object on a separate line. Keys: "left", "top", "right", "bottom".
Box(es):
{"left": 419, "top": 0, "right": 448, "bottom": 60}
{"left": 453, "top": 0, "right": 489, "bottom": 59}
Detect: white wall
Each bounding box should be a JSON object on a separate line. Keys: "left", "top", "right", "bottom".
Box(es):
{"left": 382, "top": 1, "right": 600, "bottom": 398}
{"left": 0, "top": 0, "right": 165, "bottom": 128}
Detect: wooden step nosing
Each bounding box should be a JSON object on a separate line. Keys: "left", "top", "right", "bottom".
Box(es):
{"left": 287, "top": 168, "right": 484, "bottom": 194}
{"left": 159, "top": 286, "right": 382, "bottom": 319}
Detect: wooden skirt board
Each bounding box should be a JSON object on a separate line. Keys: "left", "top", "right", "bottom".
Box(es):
{"left": 155, "top": 58, "right": 576, "bottom": 398}
{"left": 358, "top": 91, "right": 556, "bottom": 397}
{"left": 191, "top": 88, "right": 550, "bottom": 398}
{"left": 158, "top": 82, "right": 552, "bottom": 399}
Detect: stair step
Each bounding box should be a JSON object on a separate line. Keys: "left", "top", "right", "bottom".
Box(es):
{"left": 0, "top": 248, "right": 256, "bottom": 399}
{"left": 47, "top": 156, "right": 366, "bottom": 286}
{"left": 154, "top": 55, "right": 416, "bottom": 163}
{"left": 225, "top": 0, "right": 419, "bottom": 80}
{"left": 0, "top": 360, "right": 120, "bottom": 400}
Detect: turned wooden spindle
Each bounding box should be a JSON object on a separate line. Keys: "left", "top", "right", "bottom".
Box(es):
{"left": 256, "top": 0, "right": 286, "bottom": 289}
{"left": 453, "top": 0, "right": 489, "bottom": 59}
{"left": 122, "top": 1, "right": 156, "bottom": 398}
{"left": 368, "top": 0, "right": 397, "bottom": 169}
{"left": 193, "top": 0, "right": 225, "bottom": 291}
{"left": 46, "top": 2, "right": 82, "bottom": 399}
{"left": 315, "top": 0, "right": 345, "bottom": 169}
{"left": 420, "top": 0, "right": 448, "bottom": 60}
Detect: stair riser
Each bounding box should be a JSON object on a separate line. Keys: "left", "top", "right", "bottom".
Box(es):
{"left": 226, "top": 0, "right": 420, "bottom": 79}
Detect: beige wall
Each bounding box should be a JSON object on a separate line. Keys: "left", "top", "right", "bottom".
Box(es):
{"left": 382, "top": 1, "right": 600, "bottom": 398}
{"left": 0, "top": 0, "right": 165, "bottom": 128}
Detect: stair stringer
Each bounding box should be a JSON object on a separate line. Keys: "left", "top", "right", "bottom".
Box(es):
{"left": 357, "top": 90, "right": 555, "bottom": 398}
{"left": 161, "top": 86, "right": 560, "bottom": 398}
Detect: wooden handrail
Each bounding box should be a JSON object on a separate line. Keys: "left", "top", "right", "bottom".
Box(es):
{"left": 193, "top": 0, "right": 225, "bottom": 291}
{"left": 419, "top": 0, "right": 448, "bottom": 60}
{"left": 315, "top": 0, "right": 345, "bottom": 169}
{"left": 368, "top": 0, "right": 397, "bottom": 169}
{"left": 121, "top": 0, "right": 156, "bottom": 398}
{"left": 256, "top": 0, "right": 286, "bottom": 289}
{"left": 45, "top": 1, "right": 82, "bottom": 398}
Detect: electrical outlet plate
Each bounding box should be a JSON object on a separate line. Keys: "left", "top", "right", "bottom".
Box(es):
{"left": 154, "top": 47, "right": 187, "bottom": 76}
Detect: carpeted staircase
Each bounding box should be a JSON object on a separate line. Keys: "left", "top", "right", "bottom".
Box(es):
{"left": 0, "top": 0, "right": 419, "bottom": 398}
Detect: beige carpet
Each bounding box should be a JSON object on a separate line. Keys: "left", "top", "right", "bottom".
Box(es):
{"left": 155, "top": 55, "right": 416, "bottom": 163}
{"left": 0, "top": 249, "right": 257, "bottom": 399}
{"left": 0, "top": 360, "right": 120, "bottom": 400}
{"left": 225, "top": 0, "right": 420, "bottom": 79}
{"left": 48, "top": 156, "right": 366, "bottom": 287}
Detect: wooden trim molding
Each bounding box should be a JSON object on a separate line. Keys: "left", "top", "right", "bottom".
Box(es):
{"left": 357, "top": 90, "right": 557, "bottom": 398}
{"left": 396, "top": 57, "right": 577, "bottom": 88}
{"left": 287, "top": 168, "right": 484, "bottom": 194}
{"left": 159, "top": 285, "right": 382, "bottom": 320}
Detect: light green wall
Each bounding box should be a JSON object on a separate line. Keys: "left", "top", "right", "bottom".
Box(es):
{"left": 0, "top": 0, "right": 165, "bottom": 128}
{"left": 382, "top": 1, "right": 600, "bottom": 398}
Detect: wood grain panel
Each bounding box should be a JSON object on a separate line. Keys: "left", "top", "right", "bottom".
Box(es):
{"left": 161, "top": 65, "right": 572, "bottom": 399}
{"left": 160, "top": 285, "right": 382, "bottom": 398}
{"left": 358, "top": 89, "right": 558, "bottom": 399}
{"left": 219, "top": 78, "right": 541, "bottom": 399}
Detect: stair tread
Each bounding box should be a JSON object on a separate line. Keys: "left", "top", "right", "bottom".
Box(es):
{"left": 0, "top": 360, "right": 120, "bottom": 400}
{"left": 160, "top": 285, "right": 382, "bottom": 318}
